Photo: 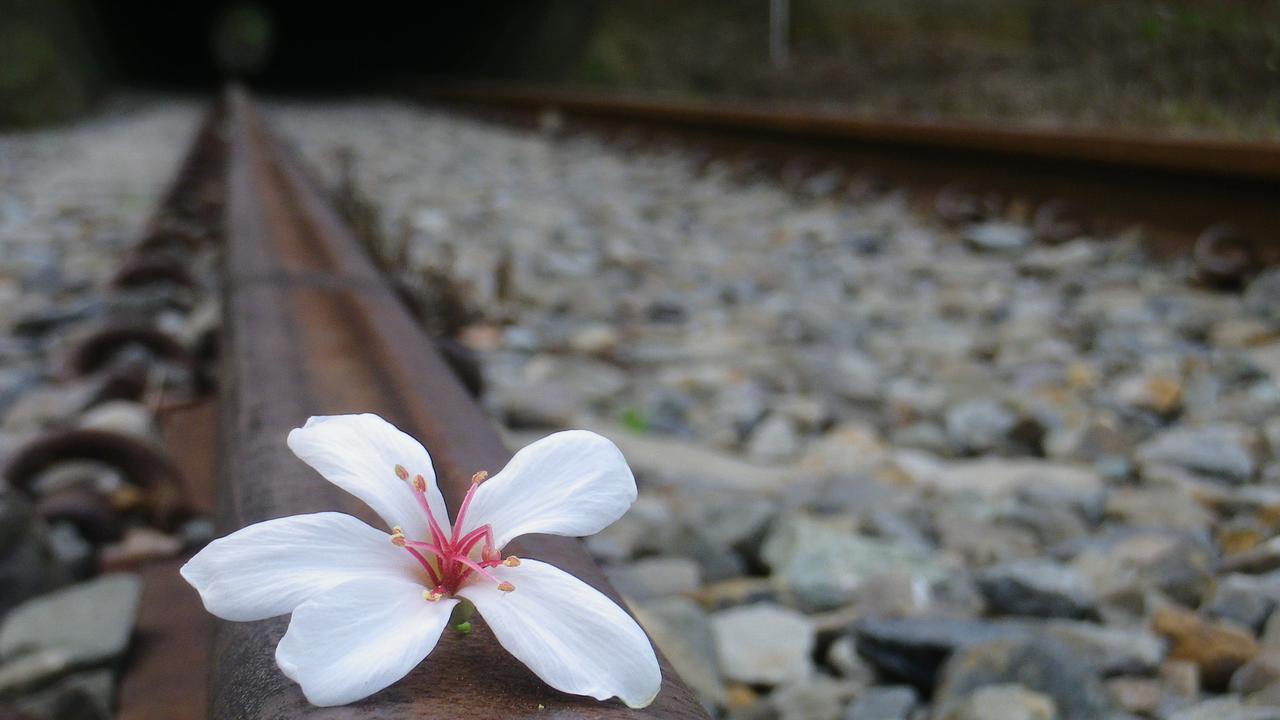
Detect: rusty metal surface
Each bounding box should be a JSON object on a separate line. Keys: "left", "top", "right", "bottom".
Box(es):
{"left": 158, "top": 398, "right": 220, "bottom": 517}
{"left": 117, "top": 399, "right": 221, "bottom": 720}
{"left": 212, "top": 87, "right": 707, "bottom": 719}
{"left": 118, "top": 558, "right": 212, "bottom": 720}
{"left": 426, "top": 83, "right": 1280, "bottom": 263}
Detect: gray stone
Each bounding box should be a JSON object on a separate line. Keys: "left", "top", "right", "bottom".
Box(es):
{"left": 763, "top": 515, "right": 950, "bottom": 611}
{"left": 945, "top": 398, "right": 1017, "bottom": 454}
{"left": 934, "top": 509, "right": 1039, "bottom": 566}
{"left": 798, "top": 350, "right": 884, "bottom": 404}
{"left": 1167, "top": 697, "right": 1280, "bottom": 720}
{"left": 0, "top": 574, "right": 141, "bottom": 668}
{"left": 922, "top": 458, "right": 1104, "bottom": 513}
{"left": 1231, "top": 652, "right": 1280, "bottom": 695}
{"left": 709, "top": 381, "right": 769, "bottom": 444}
{"left": 558, "top": 422, "right": 810, "bottom": 494}
{"left": 665, "top": 524, "right": 746, "bottom": 582}
{"left": 1105, "top": 676, "right": 1162, "bottom": 716}
{"left": 770, "top": 676, "right": 854, "bottom": 720}
{"left": 76, "top": 401, "right": 156, "bottom": 442}
{"left": 1043, "top": 620, "right": 1166, "bottom": 676}
{"left": 712, "top": 603, "right": 814, "bottom": 686}
{"left": 605, "top": 557, "right": 701, "bottom": 601}
{"left": 44, "top": 524, "right": 93, "bottom": 580}
{"left": 747, "top": 413, "right": 801, "bottom": 462}
{"left": 1250, "top": 344, "right": 1280, "bottom": 385}
{"left": 27, "top": 461, "right": 125, "bottom": 497}
{"left": 634, "top": 597, "right": 724, "bottom": 706}
{"left": 1225, "top": 539, "right": 1280, "bottom": 576}
{"left": 799, "top": 422, "right": 889, "bottom": 478}
{"left": 825, "top": 636, "right": 875, "bottom": 683}
{"left": 890, "top": 422, "right": 951, "bottom": 454}
{"left": 1206, "top": 574, "right": 1280, "bottom": 632}
{"left": 583, "top": 495, "right": 674, "bottom": 562}
{"left": 179, "top": 517, "right": 216, "bottom": 550}
{"left": 1065, "top": 529, "right": 1217, "bottom": 609}
{"left": 1112, "top": 371, "right": 1183, "bottom": 416}
{"left": 0, "top": 491, "right": 35, "bottom": 553}
{"left": 677, "top": 494, "right": 775, "bottom": 554}
{"left": 1104, "top": 485, "right": 1213, "bottom": 534}
{"left": 977, "top": 560, "right": 1097, "bottom": 619}
{"left": 936, "top": 637, "right": 1113, "bottom": 719}
{"left": 844, "top": 685, "right": 918, "bottom": 720}
{"left": 1136, "top": 424, "right": 1257, "bottom": 484}
{"left": 3, "top": 382, "right": 98, "bottom": 432}
{"left": 12, "top": 668, "right": 113, "bottom": 720}
{"left": 1245, "top": 268, "right": 1280, "bottom": 323}
{"left": 851, "top": 570, "right": 934, "bottom": 619}
{"left": 0, "top": 493, "right": 53, "bottom": 616}
{"left": 862, "top": 510, "right": 934, "bottom": 556}
{"left": 0, "top": 648, "right": 73, "bottom": 698}
{"left": 567, "top": 323, "right": 618, "bottom": 355}
{"left": 939, "top": 684, "right": 1058, "bottom": 720}
{"left": 853, "top": 617, "right": 1032, "bottom": 690}
{"left": 494, "top": 379, "right": 586, "bottom": 428}
{"left": 964, "top": 222, "right": 1033, "bottom": 253}
{"left": 1018, "top": 241, "right": 1101, "bottom": 275}
{"left": 999, "top": 499, "right": 1089, "bottom": 548}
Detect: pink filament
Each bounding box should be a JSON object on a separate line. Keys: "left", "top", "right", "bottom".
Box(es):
{"left": 397, "top": 474, "right": 501, "bottom": 594}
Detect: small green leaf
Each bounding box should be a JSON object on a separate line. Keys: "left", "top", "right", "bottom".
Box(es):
{"left": 620, "top": 407, "right": 647, "bottom": 432}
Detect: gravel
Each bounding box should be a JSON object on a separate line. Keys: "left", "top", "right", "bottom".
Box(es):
{"left": 0, "top": 97, "right": 204, "bottom": 717}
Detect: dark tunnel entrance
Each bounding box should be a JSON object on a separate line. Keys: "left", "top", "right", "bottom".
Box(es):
{"left": 81, "top": 1, "right": 594, "bottom": 91}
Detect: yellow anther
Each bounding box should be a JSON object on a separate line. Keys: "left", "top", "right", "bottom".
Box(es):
{"left": 413, "top": 474, "right": 427, "bottom": 492}
{"left": 471, "top": 470, "right": 489, "bottom": 484}
{"left": 497, "top": 581, "right": 515, "bottom": 593}
{"left": 422, "top": 589, "right": 443, "bottom": 602}
{"left": 503, "top": 556, "right": 521, "bottom": 567}
{"left": 390, "top": 526, "right": 406, "bottom": 547}
{"left": 394, "top": 464, "right": 409, "bottom": 481}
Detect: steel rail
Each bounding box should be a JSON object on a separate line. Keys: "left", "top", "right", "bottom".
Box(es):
{"left": 424, "top": 83, "right": 1280, "bottom": 263}
{"left": 213, "top": 87, "right": 707, "bottom": 719}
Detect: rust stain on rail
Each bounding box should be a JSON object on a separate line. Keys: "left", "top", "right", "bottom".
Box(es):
{"left": 212, "top": 87, "right": 707, "bottom": 719}
{"left": 426, "top": 83, "right": 1280, "bottom": 263}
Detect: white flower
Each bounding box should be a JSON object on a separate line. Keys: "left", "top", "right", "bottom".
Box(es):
{"left": 180, "top": 413, "right": 661, "bottom": 708}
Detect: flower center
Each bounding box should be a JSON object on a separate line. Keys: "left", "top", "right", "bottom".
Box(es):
{"left": 391, "top": 466, "right": 518, "bottom": 599}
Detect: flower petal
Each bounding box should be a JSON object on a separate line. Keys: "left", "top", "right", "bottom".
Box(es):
{"left": 180, "top": 507, "right": 422, "bottom": 620}
{"left": 458, "top": 559, "right": 661, "bottom": 708}
{"left": 458, "top": 431, "right": 636, "bottom": 549}
{"left": 276, "top": 577, "right": 458, "bottom": 707}
{"left": 287, "top": 413, "right": 450, "bottom": 539}
{"left": 180, "top": 512, "right": 422, "bottom": 622}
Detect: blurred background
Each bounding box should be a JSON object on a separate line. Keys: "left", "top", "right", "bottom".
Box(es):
{"left": 3, "top": 0, "right": 1279, "bottom": 136}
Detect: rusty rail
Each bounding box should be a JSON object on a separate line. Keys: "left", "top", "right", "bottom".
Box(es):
{"left": 213, "top": 87, "right": 706, "bottom": 718}
{"left": 424, "top": 83, "right": 1280, "bottom": 264}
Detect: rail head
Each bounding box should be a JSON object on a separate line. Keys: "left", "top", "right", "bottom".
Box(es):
{"left": 425, "top": 82, "right": 1280, "bottom": 183}
{"left": 211, "top": 87, "right": 708, "bottom": 719}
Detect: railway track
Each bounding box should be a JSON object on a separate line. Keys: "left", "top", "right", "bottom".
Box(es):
{"left": 80, "top": 88, "right": 705, "bottom": 719}
{"left": 10, "top": 83, "right": 1275, "bottom": 718}
{"left": 424, "top": 83, "right": 1280, "bottom": 277}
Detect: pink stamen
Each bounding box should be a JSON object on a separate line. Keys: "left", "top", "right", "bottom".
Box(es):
{"left": 456, "top": 525, "right": 491, "bottom": 556}
{"left": 409, "top": 479, "right": 450, "bottom": 549}
{"left": 391, "top": 466, "right": 507, "bottom": 597}
{"left": 454, "top": 556, "right": 502, "bottom": 584}
{"left": 405, "top": 539, "right": 448, "bottom": 557}
{"left": 450, "top": 479, "right": 483, "bottom": 544}
{"left": 404, "top": 546, "right": 441, "bottom": 587}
